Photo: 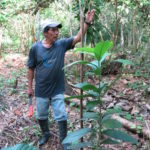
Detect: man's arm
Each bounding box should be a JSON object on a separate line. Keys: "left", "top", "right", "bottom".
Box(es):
{"left": 72, "top": 9, "right": 96, "bottom": 46}
{"left": 27, "top": 68, "right": 35, "bottom": 96}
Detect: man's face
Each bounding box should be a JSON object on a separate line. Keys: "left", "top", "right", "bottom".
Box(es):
{"left": 45, "top": 27, "right": 59, "bottom": 42}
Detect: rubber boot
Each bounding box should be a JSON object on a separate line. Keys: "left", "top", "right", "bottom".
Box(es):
{"left": 58, "top": 120, "right": 70, "bottom": 150}
{"left": 38, "top": 119, "right": 51, "bottom": 146}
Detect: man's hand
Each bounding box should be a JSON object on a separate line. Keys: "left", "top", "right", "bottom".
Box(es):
{"left": 28, "top": 88, "right": 34, "bottom": 97}
{"left": 72, "top": 9, "right": 96, "bottom": 46}
{"left": 85, "top": 9, "right": 96, "bottom": 24}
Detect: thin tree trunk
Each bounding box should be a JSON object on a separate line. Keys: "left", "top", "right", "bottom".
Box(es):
{"left": 37, "top": 9, "right": 41, "bottom": 41}
{"left": 112, "top": 0, "right": 119, "bottom": 51}
{"left": 0, "top": 27, "right": 2, "bottom": 58}
{"left": 137, "top": 30, "right": 143, "bottom": 49}
{"left": 133, "top": 8, "right": 137, "bottom": 51}
{"left": 120, "top": 17, "right": 124, "bottom": 50}
{"left": 99, "top": 31, "right": 103, "bottom": 41}
{"left": 128, "top": 31, "right": 132, "bottom": 47}
{"left": 30, "top": 15, "right": 36, "bottom": 44}
{"left": 69, "top": 0, "right": 73, "bottom": 36}
{"left": 79, "top": 1, "right": 84, "bottom": 147}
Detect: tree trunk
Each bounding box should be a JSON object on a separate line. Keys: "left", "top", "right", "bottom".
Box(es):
{"left": 120, "top": 14, "right": 124, "bottom": 50}
{"left": 112, "top": 0, "right": 119, "bottom": 51}
{"left": 128, "top": 31, "right": 132, "bottom": 47}
{"left": 0, "top": 27, "right": 2, "bottom": 58}
{"left": 133, "top": 8, "right": 137, "bottom": 51}
{"left": 137, "top": 29, "right": 143, "bottom": 49}
{"left": 37, "top": 9, "right": 41, "bottom": 41}
{"left": 69, "top": 0, "right": 73, "bottom": 36}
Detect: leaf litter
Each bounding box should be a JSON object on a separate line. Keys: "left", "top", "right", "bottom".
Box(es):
{"left": 0, "top": 53, "right": 150, "bottom": 150}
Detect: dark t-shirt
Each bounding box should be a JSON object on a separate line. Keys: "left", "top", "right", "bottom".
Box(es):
{"left": 27, "top": 37, "right": 74, "bottom": 98}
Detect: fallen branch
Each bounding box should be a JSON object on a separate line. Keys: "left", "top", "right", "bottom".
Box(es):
{"left": 112, "top": 114, "right": 150, "bottom": 139}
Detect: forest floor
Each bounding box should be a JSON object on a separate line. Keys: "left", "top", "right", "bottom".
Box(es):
{"left": 0, "top": 52, "right": 150, "bottom": 150}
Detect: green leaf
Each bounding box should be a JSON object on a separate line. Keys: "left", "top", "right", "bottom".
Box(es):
{"left": 87, "top": 90, "right": 99, "bottom": 97}
{"left": 2, "top": 143, "right": 37, "bottom": 150}
{"left": 75, "top": 82, "right": 99, "bottom": 92}
{"left": 63, "top": 60, "right": 89, "bottom": 69}
{"left": 113, "top": 59, "right": 134, "bottom": 66}
{"left": 101, "top": 138, "right": 120, "bottom": 144}
{"left": 83, "top": 112, "right": 99, "bottom": 120}
{"left": 65, "top": 94, "right": 91, "bottom": 101}
{"left": 74, "top": 47, "right": 95, "bottom": 54}
{"left": 86, "top": 100, "right": 99, "bottom": 110}
{"left": 100, "top": 52, "right": 111, "bottom": 66}
{"left": 102, "top": 119, "right": 122, "bottom": 129}
{"left": 98, "top": 82, "right": 108, "bottom": 93}
{"left": 103, "top": 107, "right": 123, "bottom": 116}
{"left": 88, "top": 60, "right": 99, "bottom": 69}
{"left": 69, "top": 142, "right": 92, "bottom": 149}
{"left": 103, "top": 129, "right": 138, "bottom": 144}
{"left": 94, "top": 41, "right": 113, "bottom": 61}
{"left": 62, "top": 128, "right": 92, "bottom": 144}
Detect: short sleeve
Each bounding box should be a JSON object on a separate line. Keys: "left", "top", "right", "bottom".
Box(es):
{"left": 27, "top": 46, "right": 36, "bottom": 68}
{"left": 62, "top": 37, "right": 74, "bottom": 52}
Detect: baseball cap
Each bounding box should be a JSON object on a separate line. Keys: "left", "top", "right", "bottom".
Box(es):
{"left": 41, "top": 19, "right": 62, "bottom": 32}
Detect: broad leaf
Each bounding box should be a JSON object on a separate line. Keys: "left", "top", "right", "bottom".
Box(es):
{"left": 103, "top": 107, "right": 123, "bottom": 116}
{"left": 113, "top": 59, "right": 134, "bottom": 66}
{"left": 63, "top": 128, "right": 92, "bottom": 144}
{"left": 88, "top": 60, "right": 99, "bottom": 70}
{"left": 101, "top": 138, "right": 120, "bottom": 144}
{"left": 88, "top": 60, "right": 99, "bottom": 69}
{"left": 69, "top": 142, "right": 92, "bottom": 149}
{"left": 65, "top": 94, "right": 91, "bottom": 101}
{"left": 75, "top": 82, "right": 99, "bottom": 92}
{"left": 86, "top": 100, "right": 99, "bottom": 110}
{"left": 102, "top": 119, "right": 122, "bottom": 129}
{"left": 87, "top": 90, "right": 99, "bottom": 97}
{"left": 101, "top": 114, "right": 112, "bottom": 122}
{"left": 83, "top": 112, "right": 100, "bottom": 120}
{"left": 87, "top": 61, "right": 99, "bottom": 70}
{"left": 100, "top": 52, "right": 111, "bottom": 66}
{"left": 103, "top": 129, "right": 138, "bottom": 144}
{"left": 63, "top": 60, "right": 89, "bottom": 69}
{"left": 87, "top": 61, "right": 101, "bottom": 75}
{"left": 93, "top": 68, "right": 101, "bottom": 76}
{"left": 98, "top": 82, "right": 108, "bottom": 93}
{"left": 94, "top": 41, "right": 113, "bottom": 61}
{"left": 74, "top": 47, "right": 95, "bottom": 54}
{"left": 2, "top": 143, "right": 37, "bottom": 150}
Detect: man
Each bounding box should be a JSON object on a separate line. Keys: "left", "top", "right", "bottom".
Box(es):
{"left": 27, "top": 10, "right": 95, "bottom": 149}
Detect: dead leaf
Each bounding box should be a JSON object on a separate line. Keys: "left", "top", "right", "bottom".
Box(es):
{"left": 13, "top": 109, "right": 21, "bottom": 116}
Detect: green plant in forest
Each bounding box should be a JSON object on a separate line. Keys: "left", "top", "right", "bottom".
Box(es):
{"left": 2, "top": 143, "right": 37, "bottom": 150}
{"left": 63, "top": 41, "right": 137, "bottom": 149}
{"left": 128, "top": 81, "right": 148, "bottom": 96}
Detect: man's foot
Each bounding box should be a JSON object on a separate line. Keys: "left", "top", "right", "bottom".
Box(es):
{"left": 39, "top": 132, "right": 51, "bottom": 146}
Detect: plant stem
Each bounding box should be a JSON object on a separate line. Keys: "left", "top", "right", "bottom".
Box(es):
{"left": 98, "top": 61, "right": 102, "bottom": 147}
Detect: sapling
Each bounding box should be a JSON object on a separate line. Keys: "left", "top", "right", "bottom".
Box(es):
{"left": 63, "top": 41, "right": 137, "bottom": 149}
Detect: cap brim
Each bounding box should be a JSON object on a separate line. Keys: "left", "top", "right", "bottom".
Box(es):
{"left": 48, "top": 23, "right": 62, "bottom": 28}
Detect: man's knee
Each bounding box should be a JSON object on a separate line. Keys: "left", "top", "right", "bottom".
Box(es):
{"left": 51, "top": 94, "right": 67, "bottom": 121}
{"left": 36, "top": 97, "right": 50, "bottom": 120}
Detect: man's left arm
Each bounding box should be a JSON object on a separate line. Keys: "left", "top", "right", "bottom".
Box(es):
{"left": 72, "top": 9, "right": 96, "bottom": 46}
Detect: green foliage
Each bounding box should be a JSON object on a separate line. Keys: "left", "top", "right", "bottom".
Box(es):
{"left": 2, "top": 143, "right": 37, "bottom": 150}
{"left": 63, "top": 128, "right": 92, "bottom": 144}
{"left": 64, "top": 41, "right": 137, "bottom": 149}
{"left": 128, "top": 81, "right": 148, "bottom": 96}
{"left": 69, "top": 142, "right": 92, "bottom": 149}
{"left": 102, "top": 129, "right": 138, "bottom": 144}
